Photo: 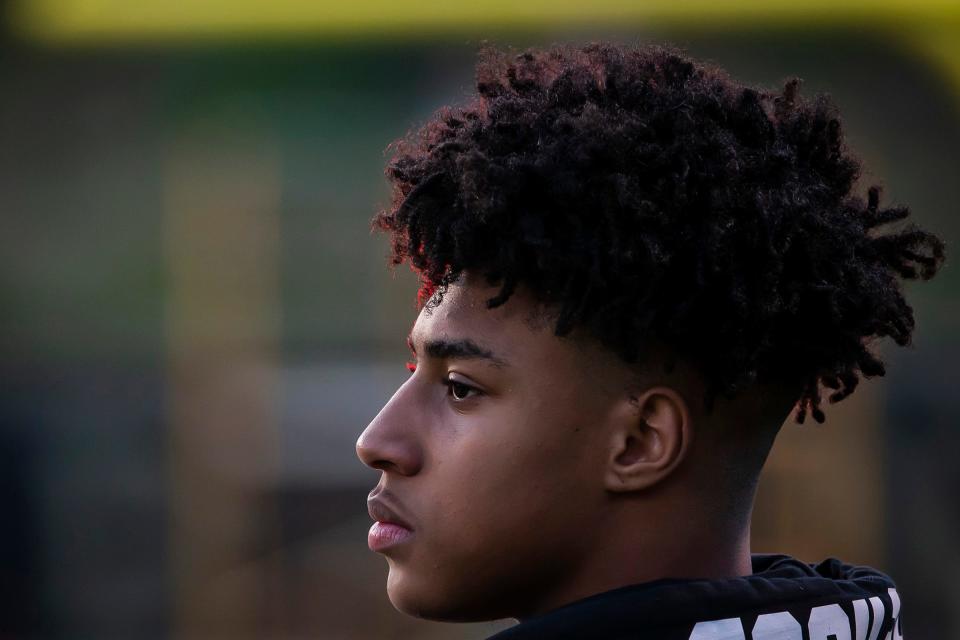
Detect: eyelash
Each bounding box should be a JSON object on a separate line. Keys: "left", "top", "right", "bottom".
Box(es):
{"left": 405, "top": 360, "right": 481, "bottom": 401}
{"left": 445, "top": 379, "right": 480, "bottom": 401}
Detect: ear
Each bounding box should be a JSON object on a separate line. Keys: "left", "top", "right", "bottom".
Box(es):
{"left": 603, "top": 386, "right": 693, "bottom": 492}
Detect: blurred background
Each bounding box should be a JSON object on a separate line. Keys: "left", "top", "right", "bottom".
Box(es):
{"left": 0, "top": 1, "right": 957, "bottom": 638}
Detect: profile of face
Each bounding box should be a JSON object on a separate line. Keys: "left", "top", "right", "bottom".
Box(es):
{"left": 355, "top": 271, "right": 697, "bottom": 622}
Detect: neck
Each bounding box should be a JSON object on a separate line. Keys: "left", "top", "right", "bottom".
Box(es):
{"left": 512, "top": 493, "right": 754, "bottom": 622}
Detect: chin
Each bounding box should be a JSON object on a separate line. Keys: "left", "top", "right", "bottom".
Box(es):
{"left": 385, "top": 567, "right": 510, "bottom": 623}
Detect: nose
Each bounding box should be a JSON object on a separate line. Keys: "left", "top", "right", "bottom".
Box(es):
{"left": 356, "top": 381, "right": 423, "bottom": 476}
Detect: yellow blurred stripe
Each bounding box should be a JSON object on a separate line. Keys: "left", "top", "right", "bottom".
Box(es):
{"left": 905, "top": 26, "right": 960, "bottom": 109}
{"left": 9, "top": 0, "right": 960, "bottom": 44}
{"left": 9, "top": 0, "right": 960, "bottom": 113}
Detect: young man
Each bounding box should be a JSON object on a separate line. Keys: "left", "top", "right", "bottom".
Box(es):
{"left": 355, "top": 41, "right": 945, "bottom": 639}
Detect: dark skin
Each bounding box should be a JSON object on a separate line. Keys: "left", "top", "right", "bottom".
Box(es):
{"left": 356, "top": 270, "right": 797, "bottom": 623}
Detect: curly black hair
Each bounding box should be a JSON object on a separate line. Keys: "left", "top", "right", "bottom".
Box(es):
{"left": 372, "top": 40, "right": 946, "bottom": 425}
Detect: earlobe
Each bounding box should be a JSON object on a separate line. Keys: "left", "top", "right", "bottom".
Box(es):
{"left": 603, "top": 387, "right": 692, "bottom": 492}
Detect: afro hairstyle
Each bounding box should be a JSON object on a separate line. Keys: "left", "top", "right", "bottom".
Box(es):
{"left": 372, "top": 40, "right": 947, "bottom": 425}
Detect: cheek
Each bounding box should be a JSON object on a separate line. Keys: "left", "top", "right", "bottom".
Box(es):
{"left": 382, "top": 396, "right": 600, "bottom": 620}
{"left": 422, "top": 404, "right": 593, "bottom": 568}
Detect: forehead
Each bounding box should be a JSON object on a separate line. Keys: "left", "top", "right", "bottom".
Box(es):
{"left": 410, "top": 277, "right": 548, "bottom": 347}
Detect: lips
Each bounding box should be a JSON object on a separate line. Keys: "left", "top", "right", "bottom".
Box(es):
{"left": 367, "top": 494, "right": 414, "bottom": 531}
{"left": 367, "top": 492, "right": 415, "bottom": 552}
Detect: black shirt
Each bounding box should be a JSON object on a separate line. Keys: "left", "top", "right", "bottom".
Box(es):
{"left": 486, "top": 553, "right": 903, "bottom": 639}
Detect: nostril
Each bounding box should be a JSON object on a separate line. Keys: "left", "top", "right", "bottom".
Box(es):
{"left": 368, "top": 458, "right": 395, "bottom": 473}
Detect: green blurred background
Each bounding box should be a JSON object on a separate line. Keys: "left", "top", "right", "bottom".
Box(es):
{"left": 0, "top": 2, "right": 957, "bottom": 638}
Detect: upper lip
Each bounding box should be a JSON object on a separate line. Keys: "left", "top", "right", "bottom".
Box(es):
{"left": 367, "top": 493, "right": 414, "bottom": 531}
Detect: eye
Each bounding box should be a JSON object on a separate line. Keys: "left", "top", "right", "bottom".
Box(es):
{"left": 444, "top": 377, "right": 480, "bottom": 401}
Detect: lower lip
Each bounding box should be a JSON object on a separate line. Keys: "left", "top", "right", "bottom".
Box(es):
{"left": 368, "top": 522, "right": 415, "bottom": 551}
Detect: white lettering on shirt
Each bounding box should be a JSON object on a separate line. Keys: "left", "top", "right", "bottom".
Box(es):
{"left": 687, "top": 588, "right": 902, "bottom": 640}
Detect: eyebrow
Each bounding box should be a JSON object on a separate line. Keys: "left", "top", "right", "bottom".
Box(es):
{"left": 406, "top": 333, "right": 511, "bottom": 368}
